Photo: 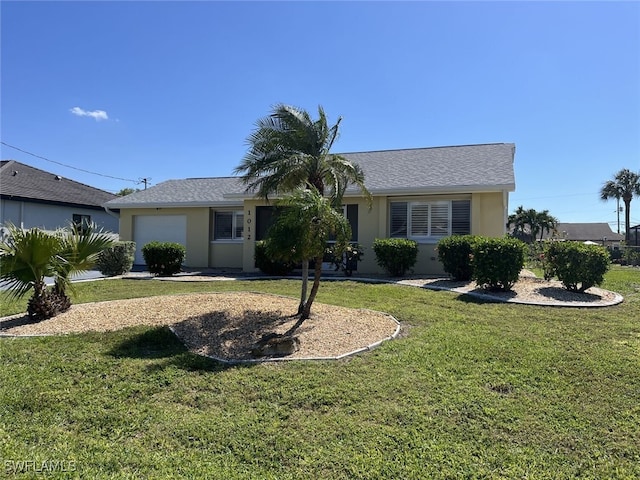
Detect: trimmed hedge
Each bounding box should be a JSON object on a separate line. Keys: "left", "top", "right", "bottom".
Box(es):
{"left": 472, "top": 237, "right": 527, "bottom": 291}
{"left": 96, "top": 241, "right": 136, "bottom": 276}
{"left": 542, "top": 241, "right": 610, "bottom": 292}
{"left": 373, "top": 238, "right": 418, "bottom": 277}
{"left": 141, "top": 241, "right": 185, "bottom": 276}
{"left": 437, "top": 235, "right": 479, "bottom": 281}
{"left": 254, "top": 240, "right": 296, "bottom": 276}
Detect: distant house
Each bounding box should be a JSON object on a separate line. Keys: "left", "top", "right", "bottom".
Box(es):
{"left": 104, "top": 143, "right": 516, "bottom": 275}
{"left": 1, "top": 160, "right": 119, "bottom": 233}
{"left": 541, "top": 222, "right": 624, "bottom": 247}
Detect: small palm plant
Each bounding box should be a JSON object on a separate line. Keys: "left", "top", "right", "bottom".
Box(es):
{"left": 0, "top": 222, "right": 115, "bottom": 321}
{"left": 265, "top": 188, "right": 351, "bottom": 320}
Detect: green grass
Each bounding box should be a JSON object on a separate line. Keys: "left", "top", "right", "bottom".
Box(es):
{"left": 1, "top": 267, "right": 639, "bottom": 478}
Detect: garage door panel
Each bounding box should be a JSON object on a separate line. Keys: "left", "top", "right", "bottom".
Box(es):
{"left": 133, "top": 215, "right": 187, "bottom": 264}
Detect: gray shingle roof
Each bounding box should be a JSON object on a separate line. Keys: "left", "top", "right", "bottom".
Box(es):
{"left": 1, "top": 160, "right": 117, "bottom": 209}
{"left": 104, "top": 143, "right": 515, "bottom": 208}
{"left": 343, "top": 143, "right": 515, "bottom": 194}
{"left": 541, "top": 223, "right": 624, "bottom": 242}
{"left": 105, "top": 177, "right": 245, "bottom": 208}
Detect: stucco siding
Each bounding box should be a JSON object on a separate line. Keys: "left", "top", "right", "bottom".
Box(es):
{"left": 118, "top": 190, "right": 509, "bottom": 275}
{"left": 470, "top": 192, "right": 507, "bottom": 237}
{"left": 241, "top": 199, "right": 262, "bottom": 272}
{"left": 210, "top": 242, "right": 244, "bottom": 269}
{"left": 119, "top": 207, "right": 210, "bottom": 267}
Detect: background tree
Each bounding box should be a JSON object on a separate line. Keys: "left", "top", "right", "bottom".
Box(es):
{"left": 265, "top": 188, "right": 351, "bottom": 321}
{"left": 116, "top": 187, "right": 139, "bottom": 196}
{"left": 600, "top": 168, "right": 640, "bottom": 244}
{"left": 0, "top": 222, "right": 114, "bottom": 321}
{"left": 507, "top": 206, "right": 558, "bottom": 243}
{"left": 235, "top": 104, "right": 371, "bottom": 318}
{"left": 535, "top": 210, "right": 558, "bottom": 241}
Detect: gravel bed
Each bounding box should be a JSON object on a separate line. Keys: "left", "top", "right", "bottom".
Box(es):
{"left": 399, "top": 276, "right": 622, "bottom": 306}
{"left": 0, "top": 292, "right": 400, "bottom": 361}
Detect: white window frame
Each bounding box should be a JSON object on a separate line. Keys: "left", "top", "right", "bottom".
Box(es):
{"left": 213, "top": 210, "right": 244, "bottom": 242}
{"left": 407, "top": 201, "right": 451, "bottom": 241}
{"left": 390, "top": 200, "right": 470, "bottom": 243}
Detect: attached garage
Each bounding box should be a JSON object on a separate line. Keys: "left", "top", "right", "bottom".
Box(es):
{"left": 133, "top": 215, "right": 187, "bottom": 264}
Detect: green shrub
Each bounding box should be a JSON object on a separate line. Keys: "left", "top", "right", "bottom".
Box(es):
{"left": 141, "top": 241, "right": 185, "bottom": 276}
{"left": 96, "top": 241, "right": 136, "bottom": 276}
{"left": 372, "top": 238, "right": 418, "bottom": 277}
{"left": 472, "top": 237, "right": 527, "bottom": 291}
{"left": 254, "top": 240, "right": 296, "bottom": 276}
{"left": 542, "top": 241, "right": 610, "bottom": 292}
{"left": 436, "top": 235, "right": 479, "bottom": 281}
{"left": 622, "top": 247, "right": 640, "bottom": 266}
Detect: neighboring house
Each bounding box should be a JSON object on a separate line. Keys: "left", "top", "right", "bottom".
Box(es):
{"left": 540, "top": 222, "right": 624, "bottom": 247}
{"left": 104, "top": 143, "right": 516, "bottom": 275}
{"left": 0, "top": 160, "right": 119, "bottom": 234}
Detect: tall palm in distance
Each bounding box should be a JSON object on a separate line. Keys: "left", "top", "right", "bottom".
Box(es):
{"left": 600, "top": 168, "right": 640, "bottom": 244}
{"left": 234, "top": 104, "right": 372, "bottom": 317}
{"left": 507, "top": 206, "right": 558, "bottom": 243}
{"left": 535, "top": 210, "right": 558, "bottom": 241}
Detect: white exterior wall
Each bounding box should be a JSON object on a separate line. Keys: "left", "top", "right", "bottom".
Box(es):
{"left": 0, "top": 199, "right": 119, "bottom": 233}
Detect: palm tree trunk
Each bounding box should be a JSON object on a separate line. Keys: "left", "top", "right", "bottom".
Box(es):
{"left": 300, "top": 254, "right": 323, "bottom": 320}
{"left": 624, "top": 198, "right": 632, "bottom": 244}
{"left": 298, "top": 260, "right": 309, "bottom": 315}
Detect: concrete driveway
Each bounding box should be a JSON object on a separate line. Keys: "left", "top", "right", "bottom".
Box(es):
{"left": 0, "top": 271, "right": 106, "bottom": 291}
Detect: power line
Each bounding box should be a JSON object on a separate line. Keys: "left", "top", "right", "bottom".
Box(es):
{"left": 1, "top": 141, "right": 139, "bottom": 183}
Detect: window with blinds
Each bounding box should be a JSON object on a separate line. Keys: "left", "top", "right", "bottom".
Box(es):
{"left": 213, "top": 210, "right": 244, "bottom": 240}
{"left": 390, "top": 200, "right": 470, "bottom": 241}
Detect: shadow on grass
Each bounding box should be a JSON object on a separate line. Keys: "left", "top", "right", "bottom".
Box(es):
{"left": 107, "top": 326, "right": 247, "bottom": 372}
{"left": 109, "top": 327, "right": 186, "bottom": 359}
{"left": 107, "top": 304, "right": 303, "bottom": 369}
{"left": 454, "top": 288, "right": 517, "bottom": 304}
{"left": 455, "top": 293, "right": 504, "bottom": 304}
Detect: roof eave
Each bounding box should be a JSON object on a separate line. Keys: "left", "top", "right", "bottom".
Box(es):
{"left": 347, "top": 183, "right": 516, "bottom": 197}
{"left": 103, "top": 200, "right": 244, "bottom": 209}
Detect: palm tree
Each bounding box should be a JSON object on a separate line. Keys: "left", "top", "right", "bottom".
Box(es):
{"left": 535, "top": 210, "right": 558, "bottom": 241}
{"left": 235, "top": 104, "right": 371, "bottom": 317}
{"left": 235, "top": 104, "right": 371, "bottom": 208}
{"left": 0, "top": 222, "right": 114, "bottom": 321}
{"left": 52, "top": 222, "right": 117, "bottom": 309}
{"left": 507, "top": 206, "right": 558, "bottom": 243}
{"left": 507, "top": 206, "right": 538, "bottom": 243}
{"left": 266, "top": 188, "right": 351, "bottom": 320}
{"left": 600, "top": 169, "right": 640, "bottom": 244}
{"left": 0, "top": 224, "right": 63, "bottom": 320}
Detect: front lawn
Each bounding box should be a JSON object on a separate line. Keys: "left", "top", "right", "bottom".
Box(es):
{"left": 1, "top": 267, "right": 639, "bottom": 478}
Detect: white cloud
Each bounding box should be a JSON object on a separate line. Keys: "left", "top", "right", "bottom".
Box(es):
{"left": 70, "top": 106, "right": 109, "bottom": 121}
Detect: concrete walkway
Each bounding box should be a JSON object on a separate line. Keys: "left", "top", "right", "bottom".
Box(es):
{"left": 117, "top": 268, "right": 624, "bottom": 308}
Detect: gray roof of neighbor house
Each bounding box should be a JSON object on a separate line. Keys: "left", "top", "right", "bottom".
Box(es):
{"left": 541, "top": 223, "right": 624, "bottom": 242}
{"left": 104, "top": 143, "right": 516, "bottom": 209}
{"left": 1, "top": 160, "right": 117, "bottom": 209}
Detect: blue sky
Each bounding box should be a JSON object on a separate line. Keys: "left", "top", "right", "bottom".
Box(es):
{"left": 2, "top": 1, "right": 639, "bottom": 231}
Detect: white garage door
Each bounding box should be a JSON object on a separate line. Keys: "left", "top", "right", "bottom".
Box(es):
{"left": 133, "top": 215, "right": 187, "bottom": 265}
